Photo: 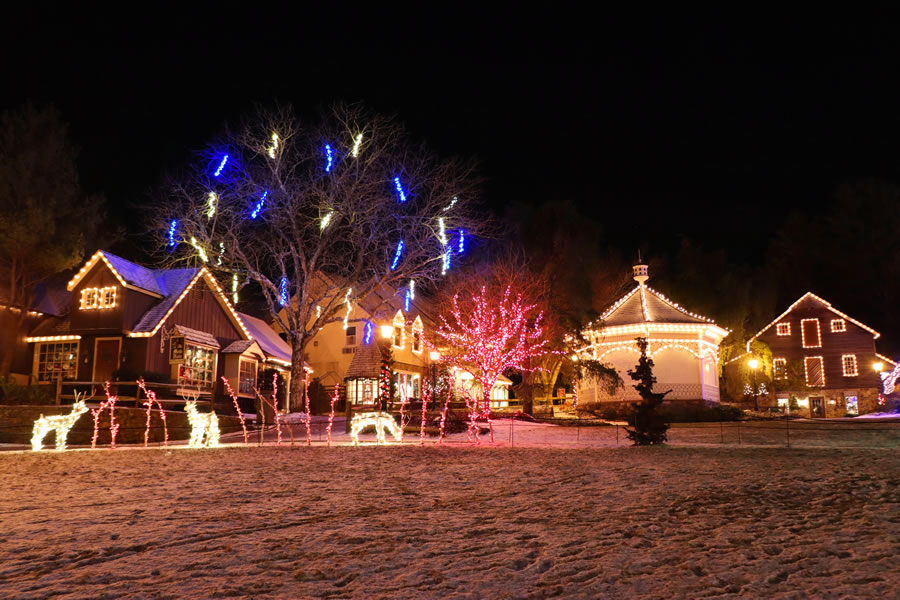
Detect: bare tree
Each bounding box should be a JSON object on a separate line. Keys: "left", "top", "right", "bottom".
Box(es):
{"left": 150, "top": 104, "right": 489, "bottom": 407}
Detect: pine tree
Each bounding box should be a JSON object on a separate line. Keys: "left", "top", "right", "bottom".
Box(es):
{"left": 625, "top": 338, "right": 670, "bottom": 445}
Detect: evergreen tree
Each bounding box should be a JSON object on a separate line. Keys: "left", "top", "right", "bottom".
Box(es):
{"left": 625, "top": 338, "right": 670, "bottom": 445}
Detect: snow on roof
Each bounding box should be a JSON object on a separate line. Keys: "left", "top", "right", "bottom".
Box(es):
{"left": 100, "top": 252, "right": 166, "bottom": 295}
{"left": 222, "top": 340, "right": 256, "bottom": 354}
{"left": 238, "top": 312, "right": 292, "bottom": 364}
{"left": 173, "top": 324, "right": 221, "bottom": 348}
{"left": 131, "top": 269, "right": 202, "bottom": 332}
{"left": 344, "top": 339, "right": 383, "bottom": 379}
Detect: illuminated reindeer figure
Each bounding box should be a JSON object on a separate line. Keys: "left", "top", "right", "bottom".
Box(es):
{"left": 350, "top": 411, "right": 403, "bottom": 446}
{"left": 32, "top": 391, "right": 90, "bottom": 451}
{"left": 184, "top": 397, "right": 220, "bottom": 448}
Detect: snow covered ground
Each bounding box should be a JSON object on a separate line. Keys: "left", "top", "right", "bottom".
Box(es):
{"left": 0, "top": 439, "right": 897, "bottom": 598}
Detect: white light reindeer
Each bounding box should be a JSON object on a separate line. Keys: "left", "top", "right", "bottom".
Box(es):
{"left": 185, "top": 400, "right": 220, "bottom": 448}
{"left": 350, "top": 411, "right": 403, "bottom": 446}
{"left": 32, "top": 393, "right": 89, "bottom": 451}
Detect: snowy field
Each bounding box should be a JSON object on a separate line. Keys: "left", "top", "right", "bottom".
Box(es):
{"left": 1, "top": 441, "right": 898, "bottom": 599}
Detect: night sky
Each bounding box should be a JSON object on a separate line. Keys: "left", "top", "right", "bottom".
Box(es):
{"left": 5, "top": 8, "right": 900, "bottom": 264}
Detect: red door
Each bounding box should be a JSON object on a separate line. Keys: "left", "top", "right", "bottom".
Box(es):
{"left": 93, "top": 339, "right": 121, "bottom": 383}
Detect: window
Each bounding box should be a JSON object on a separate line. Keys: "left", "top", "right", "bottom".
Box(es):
{"left": 79, "top": 286, "right": 117, "bottom": 310}
{"left": 413, "top": 330, "right": 422, "bottom": 353}
{"left": 844, "top": 395, "right": 859, "bottom": 415}
{"left": 801, "top": 319, "right": 822, "bottom": 348}
{"left": 842, "top": 354, "right": 858, "bottom": 377}
{"left": 776, "top": 322, "right": 791, "bottom": 336}
{"left": 36, "top": 342, "right": 79, "bottom": 382}
{"left": 345, "top": 326, "right": 357, "bottom": 346}
{"left": 393, "top": 326, "right": 403, "bottom": 348}
{"left": 773, "top": 358, "right": 787, "bottom": 380}
{"left": 777, "top": 397, "right": 788, "bottom": 409}
{"left": 392, "top": 311, "right": 405, "bottom": 348}
{"left": 831, "top": 319, "right": 846, "bottom": 332}
{"left": 239, "top": 360, "right": 257, "bottom": 394}
{"left": 804, "top": 356, "right": 825, "bottom": 387}
{"left": 178, "top": 344, "right": 216, "bottom": 388}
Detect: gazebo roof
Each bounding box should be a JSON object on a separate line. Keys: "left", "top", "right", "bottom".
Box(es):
{"left": 600, "top": 284, "right": 715, "bottom": 326}
{"left": 344, "top": 339, "right": 383, "bottom": 380}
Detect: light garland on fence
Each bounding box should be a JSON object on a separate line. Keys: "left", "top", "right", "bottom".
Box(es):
{"left": 268, "top": 133, "right": 279, "bottom": 158}
{"left": 137, "top": 379, "right": 169, "bottom": 447}
{"left": 185, "top": 400, "right": 220, "bottom": 448}
{"left": 213, "top": 155, "right": 229, "bottom": 177}
{"left": 31, "top": 395, "right": 88, "bottom": 451}
{"left": 279, "top": 276, "right": 288, "bottom": 306}
{"left": 349, "top": 412, "right": 403, "bottom": 446}
{"left": 190, "top": 237, "right": 209, "bottom": 263}
{"left": 326, "top": 383, "right": 339, "bottom": 446}
{"left": 320, "top": 211, "right": 333, "bottom": 230}
{"left": 168, "top": 220, "right": 178, "bottom": 248}
{"left": 232, "top": 273, "right": 238, "bottom": 304}
{"left": 207, "top": 191, "right": 218, "bottom": 218}
{"left": 251, "top": 191, "right": 268, "bottom": 219}
{"left": 393, "top": 176, "right": 407, "bottom": 202}
{"left": 351, "top": 133, "right": 363, "bottom": 157}
{"left": 391, "top": 240, "right": 404, "bottom": 270}
{"left": 324, "top": 143, "right": 334, "bottom": 172}
{"left": 444, "top": 196, "right": 457, "bottom": 211}
{"left": 343, "top": 288, "right": 353, "bottom": 330}
{"left": 220, "top": 376, "right": 249, "bottom": 444}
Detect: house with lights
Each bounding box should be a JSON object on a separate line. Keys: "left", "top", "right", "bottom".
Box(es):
{"left": 576, "top": 263, "right": 729, "bottom": 405}
{"left": 19, "top": 250, "right": 293, "bottom": 412}
{"left": 739, "top": 292, "right": 895, "bottom": 417}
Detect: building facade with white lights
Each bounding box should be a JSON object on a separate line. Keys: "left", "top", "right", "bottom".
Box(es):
{"left": 19, "top": 251, "right": 292, "bottom": 412}
{"left": 743, "top": 292, "right": 895, "bottom": 417}
{"left": 577, "top": 264, "right": 729, "bottom": 404}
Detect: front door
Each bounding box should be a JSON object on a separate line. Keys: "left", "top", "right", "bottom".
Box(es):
{"left": 93, "top": 339, "right": 121, "bottom": 383}
{"left": 810, "top": 396, "right": 825, "bottom": 418}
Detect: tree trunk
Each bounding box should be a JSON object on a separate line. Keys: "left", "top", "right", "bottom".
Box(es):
{"left": 0, "top": 308, "right": 28, "bottom": 377}
{"left": 289, "top": 335, "right": 307, "bottom": 414}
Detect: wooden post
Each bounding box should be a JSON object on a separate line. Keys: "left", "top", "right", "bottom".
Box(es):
{"left": 345, "top": 394, "right": 353, "bottom": 434}
{"left": 55, "top": 376, "right": 62, "bottom": 405}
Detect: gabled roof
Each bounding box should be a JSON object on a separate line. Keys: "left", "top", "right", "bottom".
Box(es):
{"left": 67, "top": 251, "right": 164, "bottom": 297}
{"left": 600, "top": 284, "right": 717, "bottom": 326}
{"left": 222, "top": 339, "right": 264, "bottom": 356}
{"left": 238, "top": 312, "right": 292, "bottom": 365}
{"left": 345, "top": 339, "right": 383, "bottom": 379}
{"left": 173, "top": 324, "right": 220, "bottom": 348}
{"left": 751, "top": 292, "right": 880, "bottom": 341}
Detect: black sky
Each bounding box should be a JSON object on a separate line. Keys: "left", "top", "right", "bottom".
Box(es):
{"left": 4, "top": 7, "right": 900, "bottom": 262}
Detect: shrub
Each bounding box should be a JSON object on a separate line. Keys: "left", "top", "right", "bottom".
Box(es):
{"left": 0, "top": 376, "right": 54, "bottom": 405}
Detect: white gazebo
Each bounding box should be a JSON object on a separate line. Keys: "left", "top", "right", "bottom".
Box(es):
{"left": 578, "top": 263, "right": 729, "bottom": 404}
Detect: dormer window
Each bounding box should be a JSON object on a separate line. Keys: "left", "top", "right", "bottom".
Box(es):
{"left": 831, "top": 319, "right": 846, "bottom": 333}
{"left": 392, "top": 311, "right": 405, "bottom": 349}
{"left": 80, "top": 286, "right": 117, "bottom": 310}
{"left": 776, "top": 322, "right": 791, "bottom": 336}
{"left": 411, "top": 315, "right": 424, "bottom": 353}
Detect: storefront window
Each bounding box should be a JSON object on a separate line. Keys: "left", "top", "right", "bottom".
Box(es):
{"left": 844, "top": 395, "right": 859, "bottom": 415}
{"left": 36, "top": 342, "right": 79, "bottom": 382}
{"left": 178, "top": 344, "right": 216, "bottom": 388}
{"left": 239, "top": 360, "right": 257, "bottom": 394}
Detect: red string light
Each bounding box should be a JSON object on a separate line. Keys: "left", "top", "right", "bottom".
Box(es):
{"left": 420, "top": 380, "right": 431, "bottom": 445}
{"left": 220, "top": 376, "right": 249, "bottom": 445}
{"left": 138, "top": 378, "right": 169, "bottom": 447}
{"left": 326, "top": 383, "right": 339, "bottom": 446}
{"left": 304, "top": 370, "right": 312, "bottom": 446}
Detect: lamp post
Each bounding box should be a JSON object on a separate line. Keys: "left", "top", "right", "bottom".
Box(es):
{"left": 429, "top": 351, "right": 440, "bottom": 410}
{"left": 748, "top": 358, "right": 760, "bottom": 412}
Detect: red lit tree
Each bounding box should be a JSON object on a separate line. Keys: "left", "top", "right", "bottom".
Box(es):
{"left": 430, "top": 286, "right": 551, "bottom": 442}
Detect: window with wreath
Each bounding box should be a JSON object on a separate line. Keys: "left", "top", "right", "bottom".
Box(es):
{"left": 239, "top": 360, "right": 257, "bottom": 394}
{"left": 178, "top": 344, "right": 217, "bottom": 388}
{"left": 35, "top": 341, "right": 79, "bottom": 382}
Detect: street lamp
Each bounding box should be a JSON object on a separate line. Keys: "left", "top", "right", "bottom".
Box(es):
{"left": 380, "top": 324, "right": 393, "bottom": 340}
{"left": 873, "top": 362, "right": 884, "bottom": 373}
{"left": 748, "top": 357, "right": 760, "bottom": 412}
{"left": 429, "top": 351, "right": 441, "bottom": 410}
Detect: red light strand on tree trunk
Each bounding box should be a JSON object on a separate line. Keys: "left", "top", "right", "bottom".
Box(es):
{"left": 138, "top": 379, "right": 169, "bottom": 447}
{"left": 220, "top": 376, "right": 249, "bottom": 445}
{"left": 304, "top": 370, "right": 312, "bottom": 446}
{"left": 327, "top": 383, "right": 339, "bottom": 446}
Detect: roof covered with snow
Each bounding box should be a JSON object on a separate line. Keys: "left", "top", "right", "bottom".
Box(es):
{"left": 344, "top": 340, "right": 383, "bottom": 379}
{"left": 173, "top": 324, "right": 221, "bottom": 348}
{"left": 131, "top": 269, "right": 202, "bottom": 332}
{"left": 238, "top": 312, "right": 293, "bottom": 364}
{"left": 600, "top": 285, "right": 716, "bottom": 326}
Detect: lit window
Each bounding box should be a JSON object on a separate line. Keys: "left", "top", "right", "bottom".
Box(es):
{"left": 776, "top": 322, "right": 791, "bottom": 336}
{"left": 777, "top": 397, "right": 788, "bottom": 408}
{"left": 80, "top": 286, "right": 117, "bottom": 310}
{"left": 35, "top": 341, "right": 79, "bottom": 382}
{"left": 831, "top": 319, "right": 846, "bottom": 332}
{"left": 804, "top": 356, "right": 825, "bottom": 387}
{"left": 842, "top": 354, "right": 858, "bottom": 377}
{"left": 801, "top": 319, "right": 822, "bottom": 348}
{"left": 345, "top": 326, "right": 357, "bottom": 346}
{"left": 773, "top": 358, "right": 787, "bottom": 380}
{"left": 392, "top": 311, "right": 405, "bottom": 349}
{"left": 239, "top": 360, "right": 257, "bottom": 394}
{"left": 178, "top": 344, "right": 217, "bottom": 389}
{"left": 844, "top": 395, "right": 859, "bottom": 415}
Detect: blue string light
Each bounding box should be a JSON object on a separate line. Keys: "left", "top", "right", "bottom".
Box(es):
{"left": 251, "top": 191, "right": 268, "bottom": 219}
{"left": 167, "top": 220, "right": 178, "bottom": 249}
{"left": 404, "top": 289, "right": 411, "bottom": 312}
{"left": 324, "top": 143, "right": 334, "bottom": 172}
{"left": 364, "top": 322, "right": 373, "bottom": 344}
{"left": 393, "top": 177, "right": 407, "bottom": 203}
{"left": 458, "top": 229, "right": 466, "bottom": 254}
{"left": 213, "top": 154, "right": 229, "bottom": 177}
{"left": 279, "top": 276, "right": 288, "bottom": 307}
{"left": 391, "top": 240, "right": 404, "bottom": 270}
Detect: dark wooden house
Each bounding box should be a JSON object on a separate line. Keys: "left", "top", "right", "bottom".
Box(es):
{"left": 749, "top": 292, "right": 895, "bottom": 417}
{"left": 22, "top": 251, "right": 292, "bottom": 412}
